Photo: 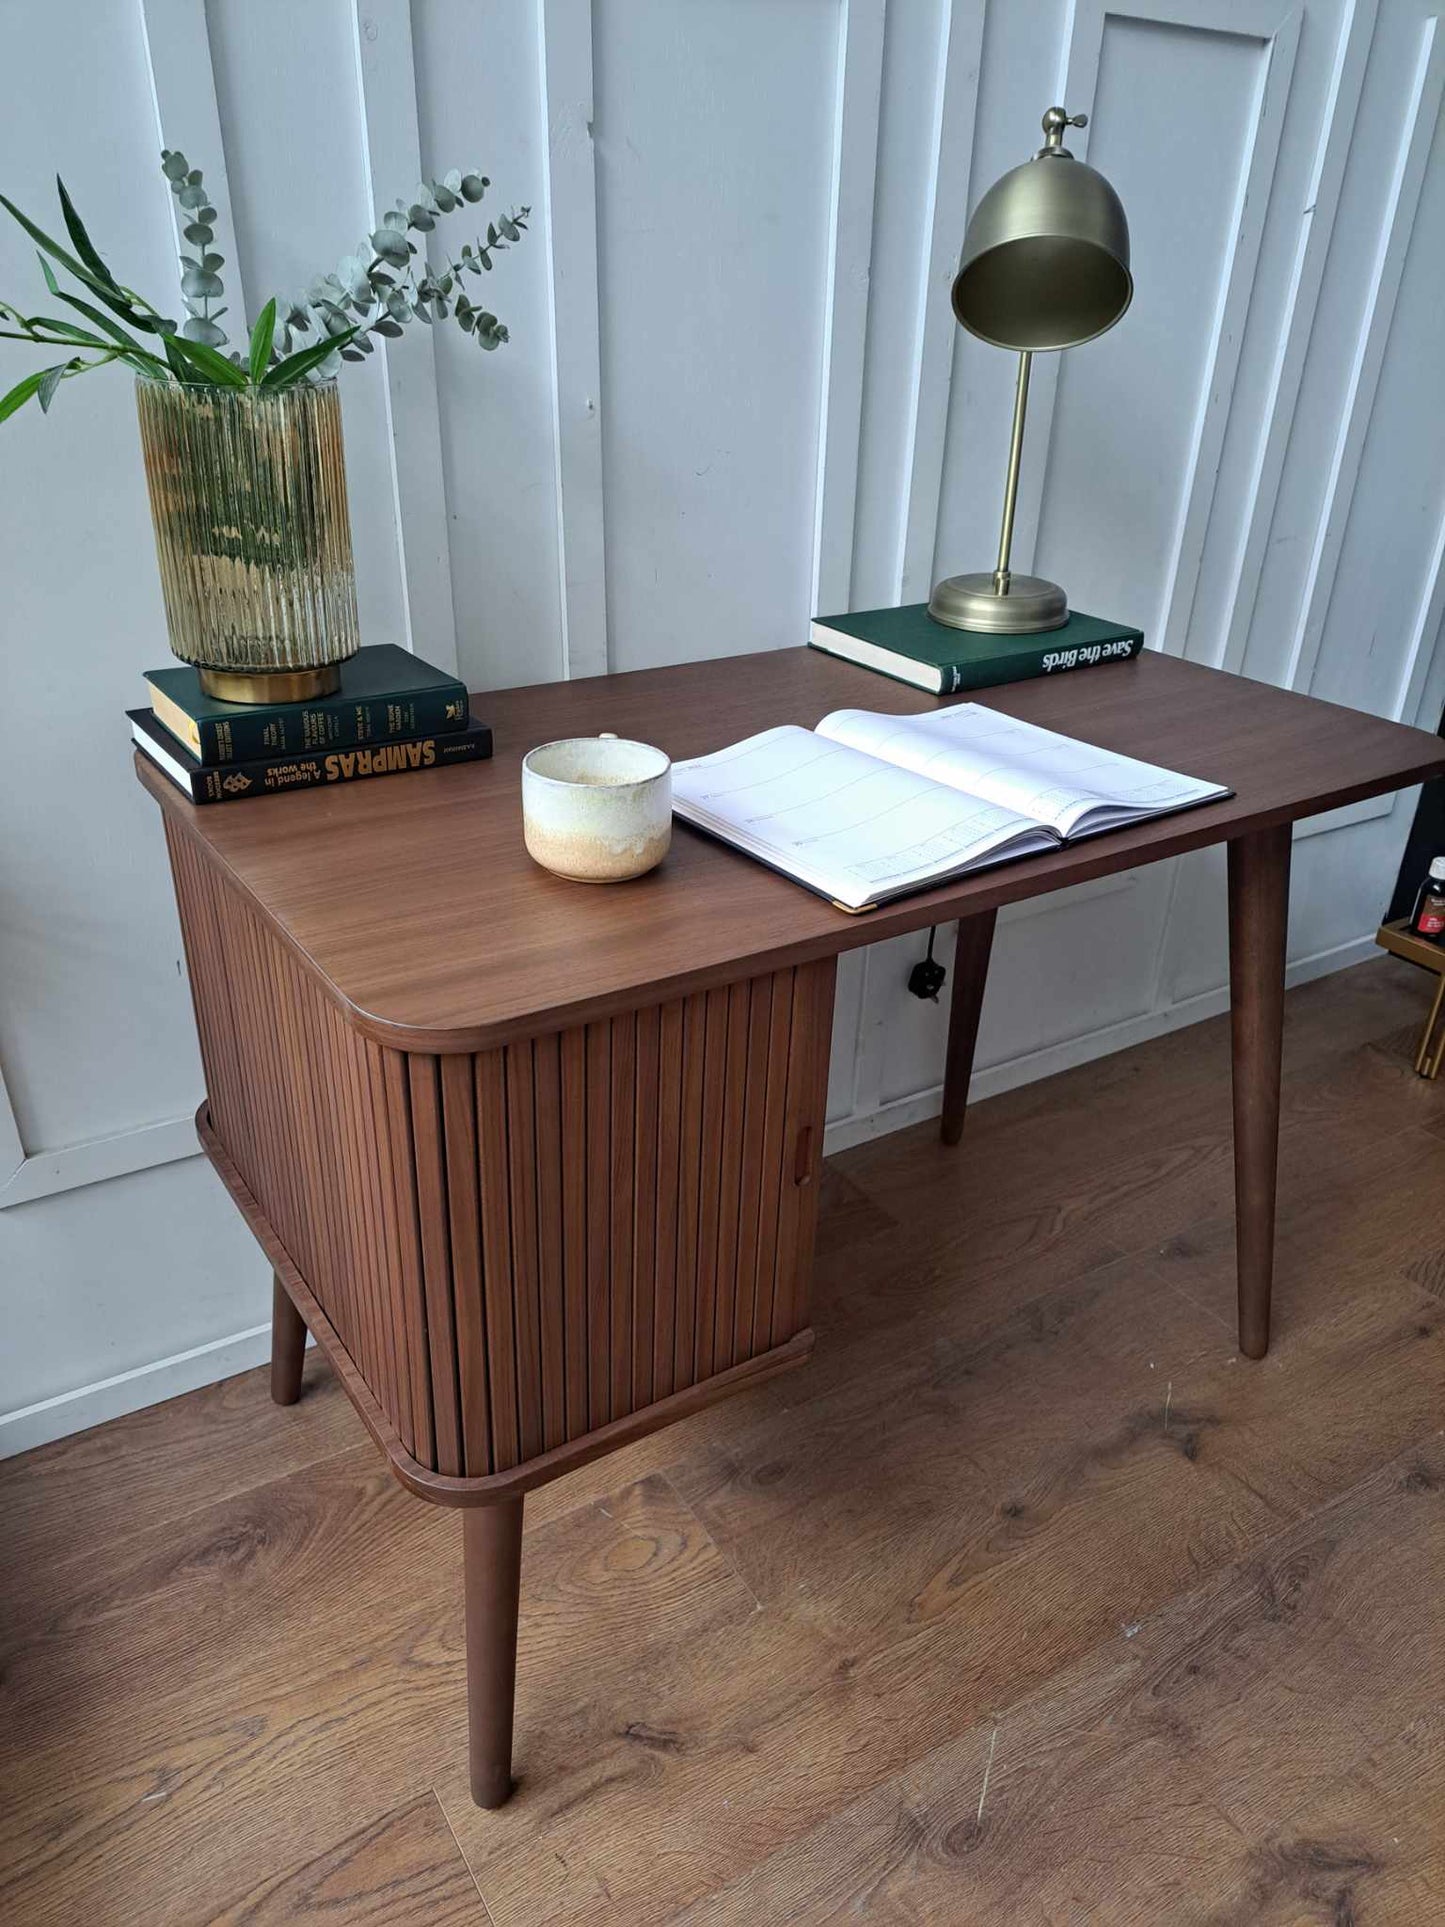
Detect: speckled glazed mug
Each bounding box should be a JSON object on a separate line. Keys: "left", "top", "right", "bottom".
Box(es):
{"left": 521, "top": 732, "right": 672, "bottom": 882}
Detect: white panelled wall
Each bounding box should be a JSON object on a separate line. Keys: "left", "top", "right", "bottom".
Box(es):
{"left": 2, "top": 0, "right": 1443, "bottom": 1452}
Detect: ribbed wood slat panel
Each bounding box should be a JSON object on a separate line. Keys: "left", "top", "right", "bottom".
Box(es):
{"left": 166, "top": 823, "right": 833, "bottom": 1482}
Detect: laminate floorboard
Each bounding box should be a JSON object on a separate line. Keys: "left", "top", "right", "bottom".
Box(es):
{"left": 2, "top": 957, "right": 1441, "bottom": 1926}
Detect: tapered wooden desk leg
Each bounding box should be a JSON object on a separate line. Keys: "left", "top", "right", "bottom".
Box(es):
{"left": 270, "top": 1272, "right": 306, "bottom": 1406}
{"left": 941, "top": 910, "right": 998, "bottom": 1146}
{"left": 1227, "top": 825, "right": 1291, "bottom": 1361}
{"left": 464, "top": 1499, "right": 525, "bottom": 1809}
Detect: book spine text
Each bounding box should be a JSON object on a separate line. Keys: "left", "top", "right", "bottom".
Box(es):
{"left": 180, "top": 687, "right": 471, "bottom": 763}
{"left": 177, "top": 729, "right": 491, "bottom": 802}
{"left": 947, "top": 632, "right": 1142, "bottom": 693}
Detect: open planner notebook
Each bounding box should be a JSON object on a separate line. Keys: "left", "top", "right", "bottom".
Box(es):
{"left": 671, "top": 704, "right": 1230, "bottom": 912}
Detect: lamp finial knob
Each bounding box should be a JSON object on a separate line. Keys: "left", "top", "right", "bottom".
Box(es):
{"left": 1040, "top": 106, "right": 1088, "bottom": 154}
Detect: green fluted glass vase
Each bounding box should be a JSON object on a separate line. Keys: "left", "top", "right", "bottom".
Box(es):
{"left": 135, "top": 374, "right": 360, "bottom": 703}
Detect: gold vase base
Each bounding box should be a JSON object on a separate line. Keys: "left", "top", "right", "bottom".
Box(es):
{"left": 927, "top": 573, "right": 1069, "bottom": 635}
{"left": 197, "top": 664, "right": 343, "bottom": 705}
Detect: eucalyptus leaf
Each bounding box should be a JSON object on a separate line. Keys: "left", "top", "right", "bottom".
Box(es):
{"left": 370, "top": 228, "right": 409, "bottom": 266}
{"left": 201, "top": 251, "right": 224, "bottom": 272}
{"left": 181, "top": 267, "right": 223, "bottom": 300}
{"left": 181, "top": 314, "right": 228, "bottom": 348}
{"left": 461, "top": 173, "right": 486, "bottom": 202}
{"left": 432, "top": 185, "right": 457, "bottom": 213}
{"left": 372, "top": 316, "right": 404, "bottom": 338}
{"left": 183, "top": 222, "right": 214, "bottom": 246}
{"left": 177, "top": 182, "right": 208, "bottom": 210}
{"left": 161, "top": 151, "right": 189, "bottom": 181}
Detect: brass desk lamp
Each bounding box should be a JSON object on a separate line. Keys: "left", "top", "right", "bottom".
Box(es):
{"left": 929, "top": 106, "right": 1132, "bottom": 634}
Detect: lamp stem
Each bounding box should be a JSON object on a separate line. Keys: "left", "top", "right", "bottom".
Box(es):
{"left": 993, "top": 349, "right": 1033, "bottom": 596}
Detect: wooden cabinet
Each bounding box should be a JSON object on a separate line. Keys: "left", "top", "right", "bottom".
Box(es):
{"left": 167, "top": 818, "right": 832, "bottom": 1500}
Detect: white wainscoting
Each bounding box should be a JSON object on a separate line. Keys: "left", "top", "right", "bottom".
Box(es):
{"left": 3, "top": 0, "right": 1443, "bottom": 1454}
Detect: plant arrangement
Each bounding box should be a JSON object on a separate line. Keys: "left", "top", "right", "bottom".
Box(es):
{"left": 0, "top": 152, "right": 529, "bottom": 420}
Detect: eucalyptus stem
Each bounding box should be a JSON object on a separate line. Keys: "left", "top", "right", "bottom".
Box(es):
{"left": 0, "top": 154, "right": 530, "bottom": 421}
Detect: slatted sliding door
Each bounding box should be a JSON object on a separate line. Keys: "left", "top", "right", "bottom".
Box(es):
{"left": 166, "top": 821, "right": 833, "bottom": 1482}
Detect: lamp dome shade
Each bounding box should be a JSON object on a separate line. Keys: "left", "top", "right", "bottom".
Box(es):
{"left": 951, "top": 153, "right": 1131, "bottom": 352}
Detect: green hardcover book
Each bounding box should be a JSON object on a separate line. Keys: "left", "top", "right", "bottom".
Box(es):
{"left": 145, "top": 644, "right": 471, "bottom": 764}
{"left": 808, "top": 604, "right": 1144, "bottom": 695}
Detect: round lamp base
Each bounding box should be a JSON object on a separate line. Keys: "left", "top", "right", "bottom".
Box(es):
{"left": 927, "top": 572, "right": 1069, "bottom": 635}
{"left": 197, "top": 664, "right": 343, "bottom": 705}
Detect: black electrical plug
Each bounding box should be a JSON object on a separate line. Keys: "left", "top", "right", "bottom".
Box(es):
{"left": 907, "top": 927, "right": 947, "bottom": 1003}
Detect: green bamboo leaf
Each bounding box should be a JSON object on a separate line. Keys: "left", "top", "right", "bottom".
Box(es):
{"left": 261, "top": 328, "right": 354, "bottom": 388}
{"left": 0, "top": 193, "right": 107, "bottom": 292}
{"left": 248, "top": 297, "right": 276, "bottom": 384}
{"left": 56, "top": 177, "right": 121, "bottom": 291}
{"left": 51, "top": 289, "right": 166, "bottom": 368}
{"left": 166, "top": 332, "right": 248, "bottom": 388}
{"left": 0, "top": 367, "right": 45, "bottom": 421}
{"left": 36, "top": 361, "right": 72, "bottom": 412}
{"left": 164, "top": 334, "right": 205, "bottom": 384}
{"left": 0, "top": 194, "right": 171, "bottom": 334}
{"left": 21, "top": 311, "right": 109, "bottom": 348}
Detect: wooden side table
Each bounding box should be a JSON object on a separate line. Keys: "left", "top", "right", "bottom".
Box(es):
{"left": 1375, "top": 918, "right": 1445, "bottom": 1077}
{"left": 142, "top": 645, "right": 1445, "bottom": 1807}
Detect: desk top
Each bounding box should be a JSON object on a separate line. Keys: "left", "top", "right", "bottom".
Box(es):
{"left": 139, "top": 647, "right": 1445, "bottom": 1052}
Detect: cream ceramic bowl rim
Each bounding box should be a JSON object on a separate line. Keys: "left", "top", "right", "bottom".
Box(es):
{"left": 522, "top": 734, "right": 671, "bottom": 795}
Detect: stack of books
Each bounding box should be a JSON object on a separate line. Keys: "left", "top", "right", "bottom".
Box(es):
{"left": 128, "top": 645, "right": 492, "bottom": 803}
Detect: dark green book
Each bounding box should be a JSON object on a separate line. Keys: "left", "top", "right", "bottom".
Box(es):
{"left": 808, "top": 605, "right": 1144, "bottom": 695}
{"left": 145, "top": 644, "right": 471, "bottom": 764}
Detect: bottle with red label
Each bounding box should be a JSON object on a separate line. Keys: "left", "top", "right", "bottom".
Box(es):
{"left": 1409, "top": 855, "right": 1445, "bottom": 942}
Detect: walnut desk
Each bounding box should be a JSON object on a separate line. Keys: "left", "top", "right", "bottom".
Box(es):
{"left": 139, "top": 647, "right": 1445, "bottom": 1808}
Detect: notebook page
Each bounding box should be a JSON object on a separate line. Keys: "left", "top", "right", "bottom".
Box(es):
{"left": 671, "top": 725, "right": 1055, "bottom": 909}
{"left": 817, "top": 705, "right": 1227, "bottom": 838}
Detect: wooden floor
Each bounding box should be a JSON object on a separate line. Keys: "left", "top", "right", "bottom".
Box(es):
{"left": 3, "top": 957, "right": 1444, "bottom": 1926}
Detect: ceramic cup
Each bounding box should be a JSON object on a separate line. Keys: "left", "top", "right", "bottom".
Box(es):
{"left": 521, "top": 732, "right": 672, "bottom": 882}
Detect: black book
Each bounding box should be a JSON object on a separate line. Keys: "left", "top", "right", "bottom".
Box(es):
{"left": 130, "top": 706, "right": 492, "bottom": 803}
